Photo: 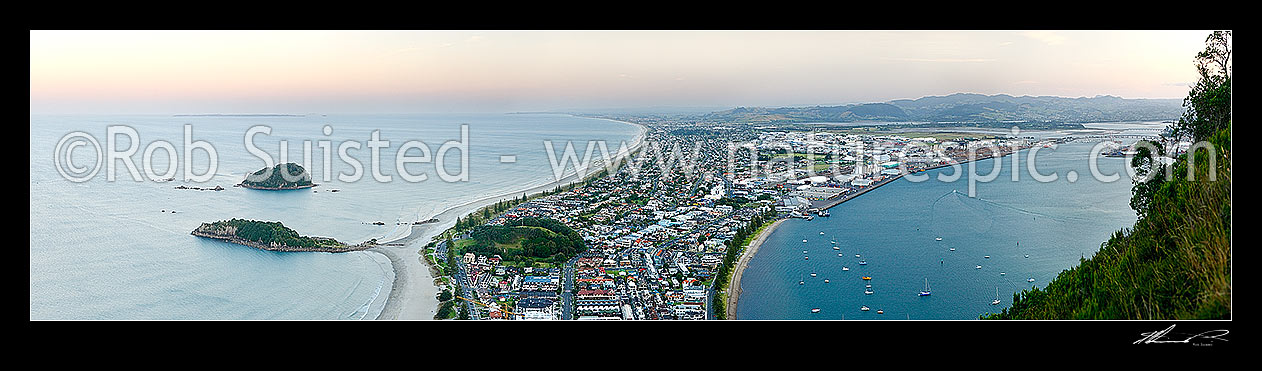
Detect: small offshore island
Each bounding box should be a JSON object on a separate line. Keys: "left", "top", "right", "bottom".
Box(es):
{"left": 192, "top": 218, "right": 375, "bottom": 253}
{"left": 238, "top": 163, "right": 317, "bottom": 190}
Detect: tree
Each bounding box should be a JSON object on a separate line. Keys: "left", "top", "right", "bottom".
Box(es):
{"left": 455, "top": 285, "right": 469, "bottom": 320}
{"left": 1136, "top": 31, "right": 1232, "bottom": 217}
{"left": 1171, "top": 31, "right": 1231, "bottom": 142}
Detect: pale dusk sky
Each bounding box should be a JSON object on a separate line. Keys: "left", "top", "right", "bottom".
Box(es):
{"left": 29, "top": 30, "right": 1212, "bottom": 114}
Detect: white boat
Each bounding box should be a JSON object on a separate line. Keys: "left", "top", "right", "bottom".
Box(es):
{"left": 855, "top": 254, "right": 861, "bottom": 258}
{"left": 991, "top": 287, "right": 1001, "bottom": 305}
{"left": 864, "top": 288, "right": 874, "bottom": 295}
{"left": 804, "top": 256, "right": 809, "bottom": 260}
{"left": 949, "top": 248, "right": 956, "bottom": 251}
{"left": 824, "top": 279, "right": 829, "bottom": 283}
{"left": 838, "top": 253, "right": 844, "bottom": 257}
{"left": 812, "top": 308, "right": 820, "bottom": 313}
{"left": 919, "top": 278, "right": 932, "bottom": 296}
{"left": 976, "top": 265, "right": 982, "bottom": 269}
{"left": 865, "top": 284, "right": 871, "bottom": 288}
{"left": 935, "top": 237, "right": 942, "bottom": 241}
{"left": 1000, "top": 272, "right": 1006, "bottom": 276}
{"left": 860, "top": 306, "right": 870, "bottom": 311}
{"left": 799, "top": 275, "right": 804, "bottom": 285}
{"left": 842, "top": 266, "right": 849, "bottom": 271}
{"left": 803, "top": 250, "right": 808, "bottom": 254}
{"left": 833, "top": 246, "right": 840, "bottom": 250}
{"left": 1025, "top": 254, "right": 1029, "bottom": 258}
{"left": 820, "top": 231, "right": 825, "bottom": 235}
{"left": 984, "top": 255, "right": 990, "bottom": 259}
{"left": 803, "top": 239, "right": 807, "bottom": 243}
{"left": 810, "top": 272, "right": 817, "bottom": 277}
{"left": 876, "top": 310, "right": 884, "bottom": 314}
{"left": 1027, "top": 278, "right": 1035, "bottom": 282}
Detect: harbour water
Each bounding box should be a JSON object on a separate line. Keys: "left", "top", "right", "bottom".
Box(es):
{"left": 735, "top": 141, "right": 1140, "bottom": 320}
{"left": 29, "top": 113, "right": 640, "bottom": 320}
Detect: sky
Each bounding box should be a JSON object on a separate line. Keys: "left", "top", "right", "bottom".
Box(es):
{"left": 29, "top": 30, "right": 1214, "bottom": 114}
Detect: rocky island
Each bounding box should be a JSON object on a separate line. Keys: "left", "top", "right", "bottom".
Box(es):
{"left": 238, "top": 163, "right": 316, "bottom": 190}
{"left": 192, "top": 218, "right": 375, "bottom": 253}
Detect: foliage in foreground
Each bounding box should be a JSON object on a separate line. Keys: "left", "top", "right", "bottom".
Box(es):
{"left": 985, "top": 125, "right": 1230, "bottom": 320}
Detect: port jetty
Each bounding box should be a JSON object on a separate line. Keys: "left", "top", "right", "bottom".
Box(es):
{"left": 807, "top": 145, "right": 1033, "bottom": 212}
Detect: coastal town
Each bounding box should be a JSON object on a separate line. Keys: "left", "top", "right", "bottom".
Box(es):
{"left": 425, "top": 117, "right": 1060, "bottom": 320}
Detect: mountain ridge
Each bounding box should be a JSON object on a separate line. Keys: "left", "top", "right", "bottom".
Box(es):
{"left": 701, "top": 93, "right": 1183, "bottom": 124}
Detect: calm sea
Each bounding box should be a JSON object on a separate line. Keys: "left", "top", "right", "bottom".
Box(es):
{"left": 735, "top": 141, "right": 1141, "bottom": 320}
{"left": 29, "top": 113, "right": 640, "bottom": 320}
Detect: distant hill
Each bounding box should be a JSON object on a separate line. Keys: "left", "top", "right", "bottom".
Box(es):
{"left": 700, "top": 93, "right": 1183, "bottom": 124}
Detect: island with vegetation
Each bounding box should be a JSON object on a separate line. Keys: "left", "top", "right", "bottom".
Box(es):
{"left": 984, "top": 31, "right": 1231, "bottom": 320}
{"left": 238, "top": 162, "right": 316, "bottom": 190}
{"left": 192, "top": 218, "right": 375, "bottom": 252}
{"left": 455, "top": 217, "right": 587, "bottom": 267}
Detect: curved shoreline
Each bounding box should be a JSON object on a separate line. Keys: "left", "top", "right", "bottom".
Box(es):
{"left": 373, "top": 116, "right": 648, "bottom": 320}
{"left": 726, "top": 218, "right": 783, "bottom": 320}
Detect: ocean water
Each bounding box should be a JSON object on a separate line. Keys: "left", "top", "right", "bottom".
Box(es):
{"left": 735, "top": 141, "right": 1141, "bottom": 320}
{"left": 30, "top": 113, "right": 640, "bottom": 320}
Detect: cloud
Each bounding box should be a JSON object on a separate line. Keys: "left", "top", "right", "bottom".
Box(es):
{"left": 1014, "top": 80, "right": 1039, "bottom": 84}
{"left": 1021, "top": 31, "right": 1067, "bottom": 45}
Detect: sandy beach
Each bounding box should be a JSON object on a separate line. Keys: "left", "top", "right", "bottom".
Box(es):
{"left": 373, "top": 117, "right": 648, "bottom": 320}
{"left": 725, "top": 218, "right": 784, "bottom": 320}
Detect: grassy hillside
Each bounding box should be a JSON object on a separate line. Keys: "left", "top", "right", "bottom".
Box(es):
{"left": 462, "top": 217, "right": 587, "bottom": 265}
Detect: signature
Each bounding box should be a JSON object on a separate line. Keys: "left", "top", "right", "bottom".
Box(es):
{"left": 1135, "top": 324, "right": 1229, "bottom": 345}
